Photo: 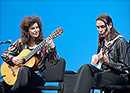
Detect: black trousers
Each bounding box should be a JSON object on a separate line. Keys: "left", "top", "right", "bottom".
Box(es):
{"left": 74, "top": 64, "right": 127, "bottom": 93}
{"left": 11, "top": 66, "right": 45, "bottom": 92}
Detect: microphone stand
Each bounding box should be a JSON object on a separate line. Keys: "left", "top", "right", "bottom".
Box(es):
{"left": 0, "top": 75, "right": 6, "bottom": 79}
{"left": 0, "top": 42, "right": 10, "bottom": 45}
{"left": 0, "top": 41, "right": 11, "bottom": 45}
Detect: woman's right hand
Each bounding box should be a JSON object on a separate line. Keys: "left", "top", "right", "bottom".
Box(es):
{"left": 12, "top": 57, "right": 23, "bottom": 65}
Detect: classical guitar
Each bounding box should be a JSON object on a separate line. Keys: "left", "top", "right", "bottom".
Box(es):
{"left": 0, "top": 27, "right": 63, "bottom": 85}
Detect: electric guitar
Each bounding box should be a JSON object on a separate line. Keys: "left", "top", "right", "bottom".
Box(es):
{"left": 0, "top": 27, "right": 63, "bottom": 85}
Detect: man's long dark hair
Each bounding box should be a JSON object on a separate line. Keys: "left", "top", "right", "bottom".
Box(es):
{"left": 96, "top": 14, "right": 120, "bottom": 53}
{"left": 20, "top": 15, "right": 44, "bottom": 45}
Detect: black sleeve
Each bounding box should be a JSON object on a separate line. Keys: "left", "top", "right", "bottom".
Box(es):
{"left": 108, "top": 37, "right": 128, "bottom": 71}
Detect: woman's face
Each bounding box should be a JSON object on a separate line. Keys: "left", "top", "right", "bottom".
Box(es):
{"left": 96, "top": 20, "right": 107, "bottom": 37}
{"left": 29, "top": 22, "right": 40, "bottom": 38}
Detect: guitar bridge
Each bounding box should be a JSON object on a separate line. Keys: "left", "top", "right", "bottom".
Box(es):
{"left": 8, "top": 65, "right": 16, "bottom": 77}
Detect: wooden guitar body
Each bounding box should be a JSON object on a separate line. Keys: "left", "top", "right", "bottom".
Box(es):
{"left": 1, "top": 49, "right": 38, "bottom": 85}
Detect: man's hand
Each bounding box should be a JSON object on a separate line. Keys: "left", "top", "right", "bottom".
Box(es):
{"left": 91, "top": 49, "right": 104, "bottom": 65}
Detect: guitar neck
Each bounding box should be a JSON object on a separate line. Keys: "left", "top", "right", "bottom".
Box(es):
{"left": 23, "top": 27, "right": 63, "bottom": 62}
{"left": 23, "top": 40, "right": 46, "bottom": 62}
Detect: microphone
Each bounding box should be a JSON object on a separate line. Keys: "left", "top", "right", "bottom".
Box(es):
{"left": 0, "top": 39, "right": 12, "bottom": 44}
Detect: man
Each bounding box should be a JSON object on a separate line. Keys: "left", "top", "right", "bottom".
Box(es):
{"left": 73, "top": 14, "right": 129, "bottom": 93}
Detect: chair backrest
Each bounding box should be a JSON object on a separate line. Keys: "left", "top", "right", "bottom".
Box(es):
{"left": 43, "top": 58, "right": 66, "bottom": 82}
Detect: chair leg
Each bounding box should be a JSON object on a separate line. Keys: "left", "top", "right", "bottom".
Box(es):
{"left": 58, "top": 91, "right": 61, "bottom": 93}
{"left": 110, "top": 89, "right": 115, "bottom": 93}
{"left": 92, "top": 89, "right": 94, "bottom": 93}
{"left": 58, "top": 82, "right": 64, "bottom": 93}
{"left": 92, "top": 89, "right": 104, "bottom": 93}
{"left": 100, "top": 89, "right": 103, "bottom": 93}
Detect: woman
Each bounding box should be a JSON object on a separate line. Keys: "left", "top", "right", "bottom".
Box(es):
{"left": 1, "top": 15, "right": 62, "bottom": 92}
{"left": 73, "top": 14, "right": 129, "bottom": 93}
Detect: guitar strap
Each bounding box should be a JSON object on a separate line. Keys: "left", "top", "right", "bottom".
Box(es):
{"left": 96, "top": 35, "right": 123, "bottom": 69}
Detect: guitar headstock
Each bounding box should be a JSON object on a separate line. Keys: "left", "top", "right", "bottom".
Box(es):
{"left": 50, "top": 27, "right": 63, "bottom": 39}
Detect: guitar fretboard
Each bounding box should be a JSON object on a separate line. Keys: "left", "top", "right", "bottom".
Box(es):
{"left": 23, "top": 40, "right": 46, "bottom": 62}
{"left": 22, "top": 27, "right": 63, "bottom": 63}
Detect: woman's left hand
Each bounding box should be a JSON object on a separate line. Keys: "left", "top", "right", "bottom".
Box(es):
{"left": 46, "top": 37, "right": 55, "bottom": 48}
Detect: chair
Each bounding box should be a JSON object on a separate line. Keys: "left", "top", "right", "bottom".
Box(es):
{"left": 92, "top": 84, "right": 130, "bottom": 93}
{"left": 64, "top": 71, "right": 77, "bottom": 93}
{"left": 37, "top": 58, "right": 66, "bottom": 93}
{"left": 106, "top": 85, "right": 130, "bottom": 93}
{"left": 92, "top": 67, "right": 130, "bottom": 93}
{"left": 63, "top": 70, "right": 130, "bottom": 93}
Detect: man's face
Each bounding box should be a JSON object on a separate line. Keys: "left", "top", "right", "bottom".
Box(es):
{"left": 96, "top": 20, "right": 107, "bottom": 37}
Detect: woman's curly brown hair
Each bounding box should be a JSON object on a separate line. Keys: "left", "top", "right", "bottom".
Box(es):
{"left": 20, "top": 15, "right": 44, "bottom": 45}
